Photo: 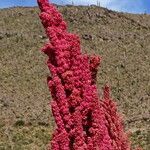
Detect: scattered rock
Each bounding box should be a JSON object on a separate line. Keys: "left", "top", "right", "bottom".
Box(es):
{"left": 82, "top": 34, "right": 93, "bottom": 40}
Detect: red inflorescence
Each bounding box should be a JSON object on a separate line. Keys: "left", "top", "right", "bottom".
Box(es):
{"left": 37, "top": 0, "right": 137, "bottom": 149}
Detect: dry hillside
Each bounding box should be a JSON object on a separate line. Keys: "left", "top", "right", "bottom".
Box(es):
{"left": 0, "top": 5, "right": 150, "bottom": 149}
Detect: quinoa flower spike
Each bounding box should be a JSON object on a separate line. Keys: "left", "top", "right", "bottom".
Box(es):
{"left": 37, "top": 0, "right": 140, "bottom": 149}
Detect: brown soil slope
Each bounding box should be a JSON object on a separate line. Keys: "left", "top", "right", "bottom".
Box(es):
{"left": 0, "top": 6, "right": 150, "bottom": 149}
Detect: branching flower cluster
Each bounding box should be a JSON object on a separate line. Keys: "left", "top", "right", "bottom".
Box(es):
{"left": 37, "top": 0, "right": 140, "bottom": 149}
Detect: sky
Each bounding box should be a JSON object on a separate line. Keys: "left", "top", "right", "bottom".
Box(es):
{"left": 0, "top": 0, "right": 150, "bottom": 14}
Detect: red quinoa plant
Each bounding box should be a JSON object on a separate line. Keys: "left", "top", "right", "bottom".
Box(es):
{"left": 37, "top": 0, "right": 139, "bottom": 149}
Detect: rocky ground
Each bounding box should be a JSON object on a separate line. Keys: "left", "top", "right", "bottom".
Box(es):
{"left": 0, "top": 5, "right": 150, "bottom": 149}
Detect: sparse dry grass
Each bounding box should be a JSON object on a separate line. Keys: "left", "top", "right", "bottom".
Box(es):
{"left": 0, "top": 124, "right": 53, "bottom": 150}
